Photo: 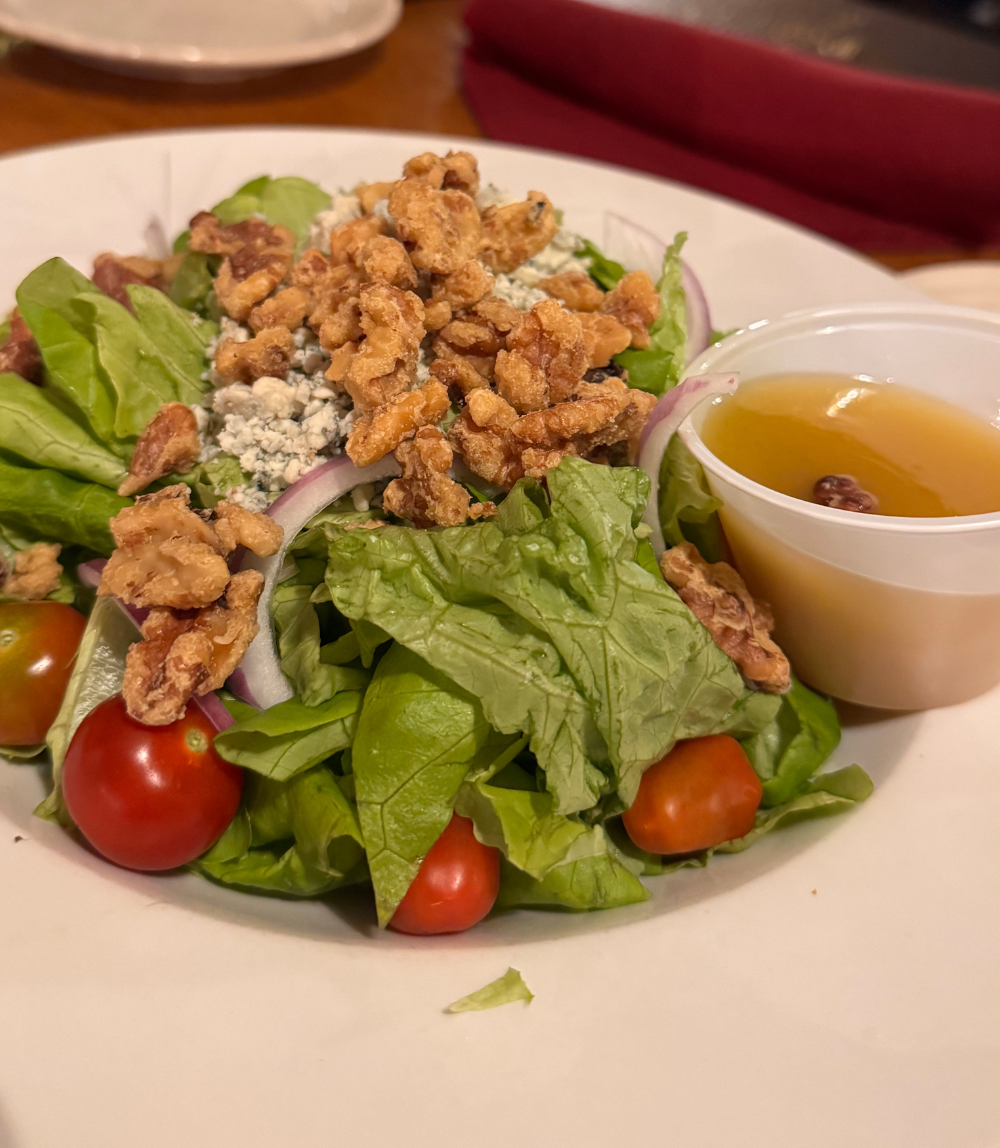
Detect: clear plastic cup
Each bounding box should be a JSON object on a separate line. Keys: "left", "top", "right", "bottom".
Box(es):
{"left": 680, "top": 302, "right": 1000, "bottom": 710}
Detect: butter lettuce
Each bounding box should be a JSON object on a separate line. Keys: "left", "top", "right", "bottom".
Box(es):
{"left": 194, "top": 765, "right": 367, "bottom": 897}
{"left": 210, "top": 175, "right": 331, "bottom": 249}
{"left": 658, "top": 434, "right": 726, "bottom": 562}
{"left": 447, "top": 968, "right": 534, "bottom": 1013}
{"left": 321, "top": 456, "right": 746, "bottom": 815}
{"left": 351, "top": 644, "right": 523, "bottom": 926}
{"left": 213, "top": 689, "right": 367, "bottom": 783}
{"left": 2, "top": 256, "right": 212, "bottom": 552}
{"left": 615, "top": 232, "right": 688, "bottom": 396}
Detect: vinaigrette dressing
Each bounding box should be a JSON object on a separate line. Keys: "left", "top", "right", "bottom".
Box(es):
{"left": 700, "top": 373, "right": 1000, "bottom": 518}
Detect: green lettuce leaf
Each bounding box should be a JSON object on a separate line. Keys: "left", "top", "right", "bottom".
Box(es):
{"left": 37, "top": 595, "right": 137, "bottom": 825}
{"left": 175, "top": 454, "right": 250, "bottom": 509}
{"left": 213, "top": 689, "right": 366, "bottom": 783}
{"left": 0, "top": 315, "right": 9, "bottom": 344}
{"left": 0, "top": 373, "right": 126, "bottom": 488}
{"left": 446, "top": 968, "right": 534, "bottom": 1013}
{"left": 194, "top": 765, "right": 366, "bottom": 897}
{"left": 740, "top": 677, "right": 842, "bottom": 807}
{"left": 71, "top": 291, "right": 199, "bottom": 439}
{"left": 126, "top": 285, "right": 216, "bottom": 393}
{"left": 322, "top": 456, "right": 745, "bottom": 815}
{"left": 576, "top": 239, "right": 626, "bottom": 290}
{"left": 211, "top": 176, "right": 331, "bottom": 249}
{"left": 615, "top": 232, "right": 688, "bottom": 396}
{"left": 16, "top": 303, "right": 118, "bottom": 446}
{"left": 169, "top": 252, "right": 215, "bottom": 315}
{"left": 15, "top": 257, "right": 95, "bottom": 332}
{"left": 496, "top": 825, "right": 649, "bottom": 911}
{"left": 351, "top": 643, "right": 523, "bottom": 927}
{"left": 658, "top": 434, "right": 726, "bottom": 562}
{"left": 455, "top": 766, "right": 594, "bottom": 880}
{"left": 0, "top": 456, "right": 130, "bottom": 553}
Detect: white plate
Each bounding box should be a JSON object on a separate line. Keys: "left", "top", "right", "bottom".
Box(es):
{"left": 0, "top": 0, "right": 402, "bottom": 81}
{"left": 2, "top": 129, "right": 996, "bottom": 1148}
{"left": 901, "top": 260, "right": 1000, "bottom": 315}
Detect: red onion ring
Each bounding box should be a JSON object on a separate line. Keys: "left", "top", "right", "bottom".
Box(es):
{"left": 601, "top": 212, "right": 713, "bottom": 361}
{"left": 637, "top": 373, "right": 739, "bottom": 556}
{"left": 232, "top": 454, "right": 401, "bottom": 710}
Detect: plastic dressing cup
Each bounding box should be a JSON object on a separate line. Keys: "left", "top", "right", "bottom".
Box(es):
{"left": 680, "top": 302, "right": 1000, "bottom": 711}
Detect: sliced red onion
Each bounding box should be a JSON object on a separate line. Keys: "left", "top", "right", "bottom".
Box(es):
{"left": 193, "top": 692, "right": 235, "bottom": 732}
{"left": 232, "top": 454, "right": 401, "bottom": 710}
{"left": 601, "top": 212, "right": 713, "bottom": 361}
{"left": 638, "top": 373, "right": 739, "bottom": 557}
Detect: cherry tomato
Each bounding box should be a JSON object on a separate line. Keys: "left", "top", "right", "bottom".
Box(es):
{"left": 622, "top": 734, "right": 763, "bottom": 855}
{"left": 62, "top": 693, "right": 243, "bottom": 872}
{"left": 390, "top": 813, "right": 500, "bottom": 935}
{"left": 0, "top": 601, "right": 86, "bottom": 746}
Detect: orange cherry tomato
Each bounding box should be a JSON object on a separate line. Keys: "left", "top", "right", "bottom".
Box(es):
{"left": 390, "top": 813, "right": 500, "bottom": 935}
{"left": 0, "top": 601, "right": 86, "bottom": 745}
{"left": 622, "top": 734, "right": 763, "bottom": 855}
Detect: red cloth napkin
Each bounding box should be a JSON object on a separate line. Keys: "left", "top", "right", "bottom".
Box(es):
{"left": 462, "top": 0, "right": 1000, "bottom": 251}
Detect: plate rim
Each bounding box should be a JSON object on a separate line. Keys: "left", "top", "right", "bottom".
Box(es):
{"left": 0, "top": 0, "right": 402, "bottom": 70}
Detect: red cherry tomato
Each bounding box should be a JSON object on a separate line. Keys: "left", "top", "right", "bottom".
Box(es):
{"left": 62, "top": 693, "right": 243, "bottom": 872}
{"left": 0, "top": 601, "right": 86, "bottom": 745}
{"left": 390, "top": 813, "right": 500, "bottom": 935}
{"left": 622, "top": 734, "right": 763, "bottom": 855}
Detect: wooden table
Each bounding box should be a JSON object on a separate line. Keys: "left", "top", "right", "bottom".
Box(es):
{"left": 0, "top": 0, "right": 993, "bottom": 272}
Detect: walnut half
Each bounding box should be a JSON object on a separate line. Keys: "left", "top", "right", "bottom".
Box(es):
{"left": 660, "top": 542, "right": 791, "bottom": 694}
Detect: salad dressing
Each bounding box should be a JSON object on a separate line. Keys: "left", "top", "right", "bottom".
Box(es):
{"left": 700, "top": 373, "right": 1000, "bottom": 517}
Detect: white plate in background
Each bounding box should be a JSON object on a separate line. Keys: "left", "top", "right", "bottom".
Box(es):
{"left": 900, "top": 260, "right": 1000, "bottom": 314}
{"left": 3, "top": 129, "right": 997, "bottom": 1148}
{"left": 0, "top": 0, "right": 401, "bottom": 81}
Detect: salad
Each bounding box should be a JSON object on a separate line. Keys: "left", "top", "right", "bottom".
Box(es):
{"left": 0, "top": 149, "right": 872, "bottom": 935}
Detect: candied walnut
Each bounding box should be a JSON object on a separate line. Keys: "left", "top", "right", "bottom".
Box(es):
{"left": 383, "top": 427, "right": 489, "bottom": 529}
{"left": 100, "top": 486, "right": 231, "bottom": 610}
{"left": 432, "top": 260, "right": 494, "bottom": 311}
{"left": 449, "top": 409, "right": 523, "bottom": 489}
{"left": 355, "top": 181, "right": 396, "bottom": 213}
{"left": 430, "top": 356, "right": 487, "bottom": 398}
{"left": 401, "top": 150, "right": 480, "bottom": 197}
{"left": 389, "top": 181, "right": 482, "bottom": 275}
{"left": 122, "top": 571, "right": 263, "bottom": 726}
{"left": 290, "top": 247, "right": 334, "bottom": 293}
{"left": 479, "top": 192, "right": 558, "bottom": 274}
{"left": 539, "top": 269, "right": 605, "bottom": 313}
{"left": 346, "top": 380, "right": 450, "bottom": 468}
{"left": 332, "top": 284, "right": 426, "bottom": 413}
{"left": 438, "top": 318, "right": 503, "bottom": 356}
{"left": 0, "top": 310, "right": 42, "bottom": 384}
{"left": 215, "top": 326, "right": 295, "bottom": 383}
{"left": 119, "top": 402, "right": 200, "bottom": 497}
{"left": 660, "top": 542, "right": 791, "bottom": 694}
{"left": 318, "top": 298, "right": 363, "bottom": 354}
{"left": 466, "top": 387, "right": 518, "bottom": 432}
{"left": 494, "top": 350, "right": 546, "bottom": 415}
{"left": 360, "top": 236, "right": 417, "bottom": 290}
{"left": 212, "top": 500, "right": 284, "bottom": 555}
{"left": 100, "top": 486, "right": 279, "bottom": 612}
{"left": 329, "top": 214, "right": 388, "bottom": 267}
{"left": 508, "top": 377, "right": 656, "bottom": 470}
{"left": 600, "top": 271, "right": 660, "bottom": 350}
{"left": 441, "top": 151, "right": 480, "bottom": 197}
{"left": 578, "top": 312, "right": 632, "bottom": 368}
{"left": 190, "top": 214, "right": 295, "bottom": 322}
{"left": 91, "top": 253, "right": 183, "bottom": 309}
{"left": 813, "top": 475, "right": 879, "bottom": 514}
{"left": 472, "top": 295, "right": 520, "bottom": 334}
{"left": 2, "top": 543, "right": 62, "bottom": 600}
{"left": 423, "top": 299, "right": 452, "bottom": 331}
{"left": 248, "top": 286, "right": 311, "bottom": 333}
{"left": 501, "top": 299, "right": 587, "bottom": 409}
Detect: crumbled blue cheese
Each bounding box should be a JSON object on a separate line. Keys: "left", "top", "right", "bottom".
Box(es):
{"left": 309, "top": 193, "right": 363, "bottom": 250}
{"left": 476, "top": 183, "right": 521, "bottom": 211}
{"left": 491, "top": 228, "right": 584, "bottom": 311}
